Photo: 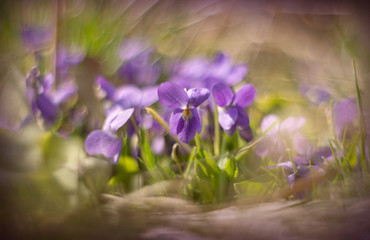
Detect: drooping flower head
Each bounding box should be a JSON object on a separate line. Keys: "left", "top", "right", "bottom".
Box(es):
{"left": 212, "top": 83, "right": 256, "bottom": 141}
{"left": 158, "top": 82, "right": 210, "bottom": 143}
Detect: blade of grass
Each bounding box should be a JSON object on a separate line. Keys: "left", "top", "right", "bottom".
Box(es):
{"left": 353, "top": 59, "right": 369, "bottom": 176}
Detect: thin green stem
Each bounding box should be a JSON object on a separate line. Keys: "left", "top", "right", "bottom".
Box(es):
{"left": 146, "top": 107, "right": 192, "bottom": 153}
{"left": 353, "top": 59, "right": 369, "bottom": 176}
{"left": 213, "top": 102, "right": 220, "bottom": 156}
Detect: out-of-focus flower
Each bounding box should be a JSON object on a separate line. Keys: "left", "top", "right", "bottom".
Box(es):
{"left": 56, "top": 47, "right": 85, "bottom": 78}
{"left": 158, "top": 82, "right": 210, "bottom": 143}
{"left": 88, "top": 76, "right": 160, "bottom": 163}
{"left": 255, "top": 114, "right": 306, "bottom": 159}
{"left": 270, "top": 153, "right": 327, "bottom": 198}
{"left": 95, "top": 76, "right": 158, "bottom": 127}
{"left": 212, "top": 83, "right": 255, "bottom": 141}
{"left": 206, "top": 53, "right": 249, "bottom": 87}
{"left": 299, "top": 83, "right": 331, "bottom": 105}
{"left": 85, "top": 107, "right": 134, "bottom": 164}
{"left": 117, "top": 38, "right": 160, "bottom": 86}
{"left": 332, "top": 98, "right": 358, "bottom": 140}
{"left": 26, "top": 67, "right": 77, "bottom": 125}
{"left": 21, "top": 25, "right": 52, "bottom": 51}
{"left": 171, "top": 52, "right": 248, "bottom": 90}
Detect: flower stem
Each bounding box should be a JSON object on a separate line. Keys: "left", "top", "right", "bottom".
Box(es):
{"left": 213, "top": 101, "right": 220, "bottom": 156}
{"left": 146, "top": 107, "right": 192, "bottom": 153}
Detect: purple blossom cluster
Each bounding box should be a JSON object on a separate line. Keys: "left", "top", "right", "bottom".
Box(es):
{"left": 82, "top": 39, "right": 257, "bottom": 162}
{"left": 15, "top": 29, "right": 368, "bottom": 200}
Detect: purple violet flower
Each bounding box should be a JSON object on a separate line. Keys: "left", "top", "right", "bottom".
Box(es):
{"left": 117, "top": 38, "right": 160, "bottom": 86}
{"left": 270, "top": 156, "right": 326, "bottom": 198}
{"left": 158, "top": 82, "right": 210, "bottom": 143}
{"left": 21, "top": 25, "right": 52, "bottom": 51}
{"left": 96, "top": 77, "right": 158, "bottom": 109}
{"left": 212, "top": 83, "right": 255, "bottom": 141}
{"left": 170, "top": 52, "right": 248, "bottom": 91}
{"left": 26, "top": 68, "right": 77, "bottom": 125}
{"left": 85, "top": 107, "right": 134, "bottom": 164}
{"left": 86, "top": 76, "right": 159, "bottom": 163}
{"left": 255, "top": 115, "right": 306, "bottom": 159}
{"left": 299, "top": 83, "right": 331, "bottom": 105}
{"left": 56, "top": 47, "right": 85, "bottom": 78}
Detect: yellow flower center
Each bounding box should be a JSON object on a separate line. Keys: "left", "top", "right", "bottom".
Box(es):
{"left": 182, "top": 108, "right": 193, "bottom": 120}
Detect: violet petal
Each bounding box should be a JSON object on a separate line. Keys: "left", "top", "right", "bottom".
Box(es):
{"left": 261, "top": 114, "right": 279, "bottom": 133}
{"left": 36, "top": 94, "right": 58, "bottom": 124}
{"left": 190, "top": 108, "right": 202, "bottom": 133}
{"left": 333, "top": 98, "right": 358, "bottom": 137}
{"left": 114, "top": 85, "right": 142, "bottom": 108}
{"left": 84, "top": 130, "right": 122, "bottom": 164}
{"left": 212, "top": 83, "right": 234, "bottom": 107}
{"left": 96, "top": 76, "right": 116, "bottom": 100}
{"left": 187, "top": 88, "right": 210, "bottom": 108}
{"left": 225, "top": 64, "right": 248, "bottom": 86}
{"left": 280, "top": 117, "right": 306, "bottom": 134}
{"left": 158, "top": 82, "right": 188, "bottom": 109}
{"left": 43, "top": 73, "right": 55, "bottom": 94}
{"left": 293, "top": 156, "right": 309, "bottom": 165}
{"left": 51, "top": 82, "right": 78, "bottom": 105}
{"left": 103, "top": 107, "right": 134, "bottom": 132}
{"left": 169, "top": 109, "right": 184, "bottom": 136}
{"left": 236, "top": 106, "right": 250, "bottom": 127}
{"left": 141, "top": 86, "right": 159, "bottom": 107}
{"left": 234, "top": 84, "right": 256, "bottom": 108}
{"left": 177, "top": 115, "right": 198, "bottom": 143}
{"left": 239, "top": 126, "right": 253, "bottom": 142}
{"left": 218, "top": 106, "right": 238, "bottom": 131}
{"left": 293, "top": 133, "right": 313, "bottom": 156}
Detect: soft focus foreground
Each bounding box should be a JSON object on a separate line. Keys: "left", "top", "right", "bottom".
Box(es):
{"left": 1, "top": 1, "right": 370, "bottom": 239}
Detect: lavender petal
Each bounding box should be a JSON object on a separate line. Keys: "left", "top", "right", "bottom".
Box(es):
{"left": 212, "top": 83, "right": 234, "bottom": 107}
{"left": 96, "top": 76, "right": 116, "bottom": 100}
{"left": 114, "top": 85, "right": 142, "bottom": 108}
{"left": 36, "top": 94, "right": 58, "bottom": 124}
{"left": 158, "top": 82, "right": 188, "bottom": 109}
{"left": 141, "top": 86, "right": 159, "bottom": 107}
{"left": 169, "top": 109, "right": 184, "bottom": 136}
{"left": 218, "top": 106, "right": 238, "bottom": 131}
{"left": 84, "top": 130, "right": 122, "bottom": 164}
{"left": 236, "top": 106, "right": 250, "bottom": 127}
{"left": 103, "top": 107, "right": 134, "bottom": 132}
{"left": 234, "top": 84, "right": 256, "bottom": 108}
{"left": 187, "top": 88, "right": 210, "bottom": 108}
{"left": 190, "top": 108, "right": 202, "bottom": 133}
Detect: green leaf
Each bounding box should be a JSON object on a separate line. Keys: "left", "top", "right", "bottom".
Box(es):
{"left": 225, "top": 158, "right": 238, "bottom": 179}
{"left": 118, "top": 156, "right": 139, "bottom": 173}
{"left": 140, "top": 127, "right": 156, "bottom": 170}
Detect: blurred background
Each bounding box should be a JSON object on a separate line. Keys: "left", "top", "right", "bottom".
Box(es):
{"left": 0, "top": 0, "right": 369, "bottom": 239}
